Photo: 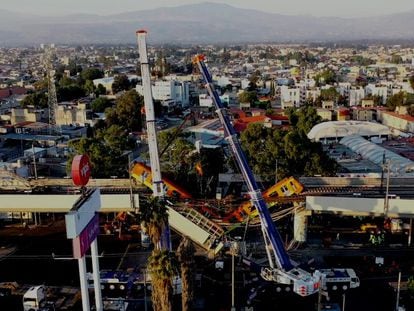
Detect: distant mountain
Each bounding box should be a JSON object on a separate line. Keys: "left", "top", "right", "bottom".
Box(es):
{"left": 1, "top": 3, "right": 414, "bottom": 46}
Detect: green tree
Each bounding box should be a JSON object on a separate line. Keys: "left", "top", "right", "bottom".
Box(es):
{"left": 240, "top": 113, "right": 335, "bottom": 181}
{"left": 295, "top": 106, "right": 322, "bottom": 135}
{"left": 67, "top": 123, "right": 132, "bottom": 177}
{"left": 59, "top": 76, "right": 76, "bottom": 87}
{"left": 57, "top": 85, "right": 86, "bottom": 102}
{"left": 148, "top": 250, "right": 177, "bottom": 311}
{"left": 386, "top": 92, "right": 405, "bottom": 111}
{"left": 410, "top": 76, "right": 414, "bottom": 91}
{"left": 105, "top": 90, "right": 143, "bottom": 132}
{"left": 20, "top": 92, "right": 48, "bottom": 108}
{"left": 95, "top": 83, "right": 106, "bottom": 97}
{"left": 177, "top": 237, "right": 195, "bottom": 311}
{"left": 315, "top": 69, "right": 336, "bottom": 86}
{"left": 91, "top": 97, "right": 112, "bottom": 112}
{"left": 83, "top": 80, "right": 95, "bottom": 95}
{"left": 112, "top": 74, "right": 131, "bottom": 93}
{"left": 139, "top": 197, "right": 176, "bottom": 311}
{"left": 80, "top": 68, "right": 104, "bottom": 81}
{"left": 238, "top": 91, "right": 257, "bottom": 104}
{"left": 320, "top": 87, "right": 340, "bottom": 102}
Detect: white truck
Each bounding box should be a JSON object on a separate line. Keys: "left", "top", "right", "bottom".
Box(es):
{"left": 317, "top": 268, "right": 360, "bottom": 291}
{"left": 23, "top": 285, "right": 46, "bottom": 311}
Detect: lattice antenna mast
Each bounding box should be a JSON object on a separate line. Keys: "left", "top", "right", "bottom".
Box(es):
{"left": 43, "top": 44, "right": 59, "bottom": 135}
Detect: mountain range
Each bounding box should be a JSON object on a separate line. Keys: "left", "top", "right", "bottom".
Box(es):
{"left": 1, "top": 2, "right": 414, "bottom": 46}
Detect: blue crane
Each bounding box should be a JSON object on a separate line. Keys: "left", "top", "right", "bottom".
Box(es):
{"left": 193, "top": 55, "right": 320, "bottom": 296}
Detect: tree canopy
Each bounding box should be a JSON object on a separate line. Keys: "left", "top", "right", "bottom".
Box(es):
{"left": 112, "top": 74, "right": 131, "bottom": 94}
{"left": 238, "top": 90, "right": 257, "bottom": 104}
{"left": 80, "top": 68, "right": 104, "bottom": 81}
{"left": 240, "top": 108, "right": 335, "bottom": 181}
{"left": 91, "top": 97, "right": 113, "bottom": 113}
{"left": 105, "top": 90, "right": 143, "bottom": 132}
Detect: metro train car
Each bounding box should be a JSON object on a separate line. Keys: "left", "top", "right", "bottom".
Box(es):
{"left": 131, "top": 162, "right": 192, "bottom": 199}
{"left": 223, "top": 176, "right": 304, "bottom": 222}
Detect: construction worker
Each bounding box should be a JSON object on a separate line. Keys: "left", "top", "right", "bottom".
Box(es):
{"left": 369, "top": 231, "right": 376, "bottom": 245}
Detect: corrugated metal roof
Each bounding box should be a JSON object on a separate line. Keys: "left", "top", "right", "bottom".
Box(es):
{"left": 340, "top": 135, "right": 414, "bottom": 174}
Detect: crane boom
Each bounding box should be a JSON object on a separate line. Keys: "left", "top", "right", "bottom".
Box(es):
{"left": 194, "top": 55, "right": 291, "bottom": 270}
{"left": 136, "top": 30, "right": 171, "bottom": 250}
{"left": 136, "top": 30, "right": 165, "bottom": 198}
{"left": 193, "top": 55, "right": 320, "bottom": 296}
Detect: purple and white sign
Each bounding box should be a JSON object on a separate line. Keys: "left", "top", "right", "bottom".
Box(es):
{"left": 73, "top": 213, "right": 100, "bottom": 259}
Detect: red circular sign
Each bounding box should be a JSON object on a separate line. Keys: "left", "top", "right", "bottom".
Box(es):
{"left": 71, "top": 155, "right": 91, "bottom": 186}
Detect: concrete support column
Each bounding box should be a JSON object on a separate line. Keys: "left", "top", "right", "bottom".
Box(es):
{"left": 294, "top": 209, "right": 311, "bottom": 242}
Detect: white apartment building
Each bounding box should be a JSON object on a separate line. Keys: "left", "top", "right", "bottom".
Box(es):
{"left": 280, "top": 86, "right": 300, "bottom": 107}
{"left": 136, "top": 80, "right": 190, "bottom": 108}
{"left": 199, "top": 94, "right": 230, "bottom": 108}
{"left": 365, "top": 84, "right": 388, "bottom": 105}
{"left": 349, "top": 87, "right": 365, "bottom": 106}
{"left": 300, "top": 88, "right": 320, "bottom": 104}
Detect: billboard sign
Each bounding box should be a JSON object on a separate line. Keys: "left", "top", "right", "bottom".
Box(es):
{"left": 65, "top": 188, "right": 101, "bottom": 239}
{"left": 73, "top": 213, "right": 100, "bottom": 259}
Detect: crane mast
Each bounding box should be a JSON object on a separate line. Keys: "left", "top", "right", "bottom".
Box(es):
{"left": 193, "top": 55, "right": 319, "bottom": 296}
{"left": 136, "top": 30, "right": 165, "bottom": 198}
{"left": 136, "top": 30, "right": 170, "bottom": 250}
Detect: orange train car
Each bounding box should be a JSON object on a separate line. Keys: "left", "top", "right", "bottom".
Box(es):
{"left": 131, "top": 162, "right": 221, "bottom": 218}
{"left": 131, "top": 162, "right": 192, "bottom": 199}
{"left": 223, "top": 176, "right": 304, "bottom": 222}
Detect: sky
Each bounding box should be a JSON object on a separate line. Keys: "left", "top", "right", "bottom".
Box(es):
{"left": 2, "top": 0, "right": 414, "bottom": 17}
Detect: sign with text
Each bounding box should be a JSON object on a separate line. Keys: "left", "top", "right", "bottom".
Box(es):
{"left": 71, "top": 154, "right": 91, "bottom": 186}
{"left": 72, "top": 213, "right": 99, "bottom": 259}
{"left": 65, "top": 188, "right": 101, "bottom": 239}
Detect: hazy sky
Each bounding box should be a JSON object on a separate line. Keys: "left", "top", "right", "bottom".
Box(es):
{"left": 2, "top": 0, "right": 414, "bottom": 17}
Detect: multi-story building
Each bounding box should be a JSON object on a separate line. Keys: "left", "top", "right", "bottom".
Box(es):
{"left": 56, "top": 102, "right": 95, "bottom": 127}
{"left": 280, "top": 85, "right": 300, "bottom": 107}
{"left": 136, "top": 80, "right": 190, "bottom": 108}
{"left": 10, "top": 107, "right": 47, "bottom": 125}
{"left": 348, "top": 87, "right": 365, "bottom": 106}
{"left": 365, "top": 84, "right": 388, "bottom": 105}
{"left": 380, "top": 111, "right": 414, "bottom": 134}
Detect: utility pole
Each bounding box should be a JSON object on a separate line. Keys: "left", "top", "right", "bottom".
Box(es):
{"left": 32, "top": 143, "right": 37, "bottom": 179}
{"left": 384, "top": 160, "right": 391, "bottom": 215}
{"left": 275, "top": 158, "right": 278, "bottom": 184}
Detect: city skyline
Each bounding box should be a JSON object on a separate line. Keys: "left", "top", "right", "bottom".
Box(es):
{"left": 2, "top": 0, "right": 414, "bottom": 18}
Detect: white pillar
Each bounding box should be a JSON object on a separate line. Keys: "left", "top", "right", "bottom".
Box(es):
{"left": 91, "top": 239, "right": 103, "bottom": 311}
{"left": 294, "top": 209, "right": 310, "bottom": 242}
{"left": 78, "top": 256, "right": 90, "bottom": 311}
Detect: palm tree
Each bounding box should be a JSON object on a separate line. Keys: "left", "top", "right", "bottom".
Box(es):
{"left": 148, "top": 249, "right": 178, "bottom": 311}
{"left": 139, "top": 196, "right": 175, "bottom": 311}
{"left": 177, "top": 237, "right": 195, "bottom": 311}
{"left": 139, "top": 196, "right": 168, "bottom": 249}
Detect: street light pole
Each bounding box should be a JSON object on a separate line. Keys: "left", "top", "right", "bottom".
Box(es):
{"left": 231, "top": 250, "right": 236, "bottom": 311}
{"left": 396, "top": 271, "right": 401, "bottom": 311}
{"left": 342, "top": 293, "right": 346, "bottom": 311}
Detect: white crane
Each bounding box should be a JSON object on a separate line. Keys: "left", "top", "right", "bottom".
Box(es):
{"left": 136, "top": 30, "right": 170, "bottom": 249}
